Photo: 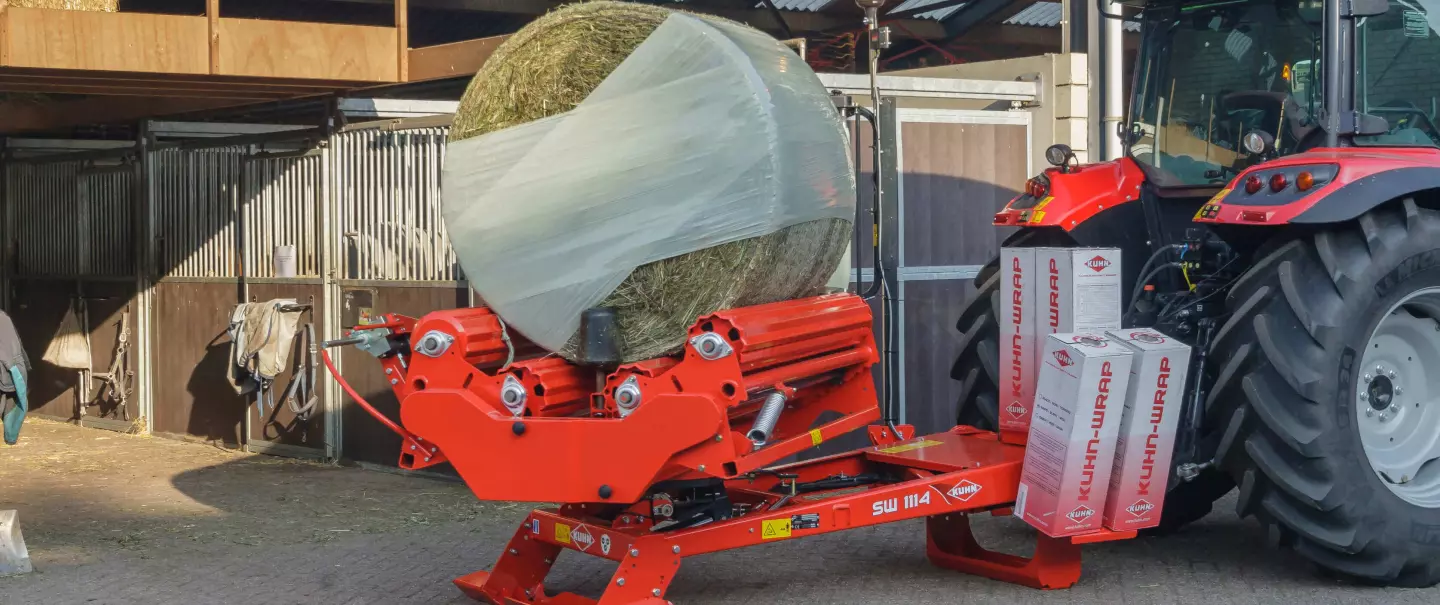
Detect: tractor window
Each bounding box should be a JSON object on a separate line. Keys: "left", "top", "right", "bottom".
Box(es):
{"left": 1127, "top": 0, "right": 1322, "bottom": 187}
{"left": 1355, "top": 0, "right": 1440, "bottom": 147}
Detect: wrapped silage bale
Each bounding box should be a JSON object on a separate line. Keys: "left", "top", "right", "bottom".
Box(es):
{"left": 444, "top": 1, "right": 856, "bottom": 363}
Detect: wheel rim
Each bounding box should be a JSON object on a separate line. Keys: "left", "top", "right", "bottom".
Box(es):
{"left": 1358, "top": 287, "right": 1440, "bottom": 508}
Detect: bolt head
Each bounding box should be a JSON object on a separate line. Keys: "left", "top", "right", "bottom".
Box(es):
{"left": 385, "top": 368, "right": 393, "bottom": 375}
{"left": 1390, "top": 403, "right": 1400, "bottom": 413}
{"left": 1367, "top": 408, "right": 1375, "bottom": 417}
{"left": 653, "top": 589, "right": 662, "bottom": 597}
{"left": 1361, "top": 392, "right": 1370, "bottom": 401}
{"left": 389, "top": 378, "right": 398, "bottom": 385}
{"left": 698, "top": 465, "right": 706, "bottom": 472}
{"left": 1377, "top": 365, "right": 1385, "bottom": 373}
{"left": 1396, "top": 386, "right": 1405, "bottom": 395}
{"left": 1389, "top": 370, "right": 1397, "bottom": 379}
{"left": 509, "top": 548, "right": 518, "bottom": 555}
{"left": 630, "top": 548, "right": 639, "bottom": 557}
{"left": 672, "top": 545, "right": 681, "bottom": 554}
{"left": 1364, "top": 373, "right": 1374, "bottom": 382}
{"left": 617, "top": 578, "right": 626, "bottom": 586}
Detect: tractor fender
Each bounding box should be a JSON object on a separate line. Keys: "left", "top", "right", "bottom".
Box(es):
{"left": 992, "top": 157, "right": 1148, "bottom": 231}
{"left": 1196, "top": 148, "right": 1440, "bottom": 226}
{"left": 1291, "top": 166, "right": 1440, "bottom": 223}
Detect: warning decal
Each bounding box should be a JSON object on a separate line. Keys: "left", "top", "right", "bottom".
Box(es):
{"left": 555, "top": 523, "right": 571, "bottom": 544}
{"left": 876, "top": 439, "right": 942, "bottom": 454}
{"left": 790, "top": 513, "right": 820, "bottom": 530}
{"left": 761, "top": 519, "right": 792, "bottom": 540}
{"left": 809, "top": 429, "right": 824, "bottom": 447}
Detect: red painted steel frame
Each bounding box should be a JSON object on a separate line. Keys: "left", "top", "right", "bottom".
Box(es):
{"left": 455, "top": 427, "right": 1133, "bottom": 604}
{"left": 333, "top": 293, "right": 1136, "bottom": 603}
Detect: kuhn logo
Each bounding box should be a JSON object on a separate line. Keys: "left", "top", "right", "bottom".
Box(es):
{"left": 1053, "top": 349, "right": 1074, "bottom": 367}
{"left": 1133, "top": 331, "right": 1164, "bottom": 344}
{"left": 1126, "top": 499, "right": 1155, "bottom": 518}
{"left": 1006, "top": 401, "right": 1026, "bottom": 418}
{"left": 1086, "top": 255, "right": 1111, "bottom": 272}
{"left": 1067, "top": 505, "right": 1095, "bottom": 523}
{"left": 570, "top": 525, "right": 595, "bottom": 552}
{"left": 948, "top": 480, "right": 982, "bottom": 501}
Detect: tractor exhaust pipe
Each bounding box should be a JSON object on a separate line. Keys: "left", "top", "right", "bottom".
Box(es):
{"left": 747, "top": 391, "right": 789, "bottom": 448}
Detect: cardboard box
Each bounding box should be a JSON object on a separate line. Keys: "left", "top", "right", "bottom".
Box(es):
{"left": 998, "top": 247, "right": 1038, "bottom": 437}
{"left": 1101, "top": 329, "right": 1192, "bottom": 531}
{"left": 1035, "top": 247, "right": 1122, "bottom": 337}
{"left": 1015, "top": 332, "right": 1133, "bottom": 537}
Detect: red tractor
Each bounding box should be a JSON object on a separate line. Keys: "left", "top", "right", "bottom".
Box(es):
{"left": 952, "top": 0, "right": 1440, "bottom": 586}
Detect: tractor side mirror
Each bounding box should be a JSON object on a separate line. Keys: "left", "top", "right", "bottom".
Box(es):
{"left": 1349, "top": 0, "right": 1388, "bottom": 17}
{"left": 1356, "top": 113, "right": 1390, "bottom": 136}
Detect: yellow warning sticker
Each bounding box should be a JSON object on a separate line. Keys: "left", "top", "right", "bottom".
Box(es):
{"left": 1029, "top": 210, "right": 1046, "bottom": 224}
{"left": 876, "top": 439, "right": 942, "bottom": 454}
{"left": 761, "top": 519, "right": 792, "bottom": 540}
{"left": 554, "top": 523, "right": 571, "bottom": 544}
{"left": 809, "top": 429, "right": 824, "bottom": 447}
{"left": 1034, "top": 196, "right": 1053, "bottom": 210}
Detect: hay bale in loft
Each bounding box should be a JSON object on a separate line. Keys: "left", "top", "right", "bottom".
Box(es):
{"left": 446, "top": 1, "right": 856, "bottom": 363}
{"left": 6, "top": 1, "right": 119, "bottom": 10}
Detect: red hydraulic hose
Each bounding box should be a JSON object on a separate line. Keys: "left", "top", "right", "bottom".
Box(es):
{"left": 320, "top": 348, "right": 417, "bottom": 441}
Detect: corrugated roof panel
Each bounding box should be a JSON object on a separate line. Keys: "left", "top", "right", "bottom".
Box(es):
{"left": 1002, "top": 2, "right": 1141, "bottom": 32}
{"left": 762, "top": 0, "right": 837, "bottom": 12}
{"left": 1003, "top": 1, "right": 1062, "bottom": 27}
{"left": 889, "top": 0, "right": 968, "bottom": 20}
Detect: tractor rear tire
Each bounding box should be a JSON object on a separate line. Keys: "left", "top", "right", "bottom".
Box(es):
{"left": 950, "top": 230, "right": 1071, "bottom": 431}
{"left": 1207, "top": 199, "right": 1440, "bottom": 586}
{"left": 948, "top": 229, "right": 1230, "bottom": 533}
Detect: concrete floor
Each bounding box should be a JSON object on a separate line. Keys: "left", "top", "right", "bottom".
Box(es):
{"left": 2, "top": 419, "right": 1437, "bottom": 604}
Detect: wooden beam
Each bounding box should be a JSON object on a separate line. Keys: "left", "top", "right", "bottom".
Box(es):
{"left": 396, "top": 0, "right": 409, "bottom": 82}
{"left": 406, "top": 34, "right": 507, "bottom": 82}
{"left": 207, "top": 0, "right": 220, "bottom": 74}
{"left": 0, "top": 96, "right": 251, "bottom": 134}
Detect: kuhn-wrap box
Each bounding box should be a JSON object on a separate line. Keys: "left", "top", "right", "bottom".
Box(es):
{"left": 1015, "top": 332, "right": 1133, "bottom": 537}
{"left": 1101, "top": 328, "right": 1192, "bottom": 531}
{"left": 998, "top": 247, "right": 1038, "bottom": 437}
{"left": 1035, "top": 247, "right": 1122, "bottom": 337}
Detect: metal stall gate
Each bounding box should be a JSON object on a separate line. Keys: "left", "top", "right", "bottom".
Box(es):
{"left": 240, "top": 150, "right": 327, "bottom": 458}
{"left": 328, "top": 118, "right": 468, "bottom": 466}
{"left": 147, "top": 131, "right": 332, "bottom": 457}
{"left": 2, "top": 145, "right": 142, "bottom": 431}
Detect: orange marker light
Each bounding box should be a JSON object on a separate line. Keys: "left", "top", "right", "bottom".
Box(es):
{"left": 1282, "top": 63, "right": 1292, "bottom": 81}
{"left": 1297, "top": 171, "right": 1315, "bottom": 191}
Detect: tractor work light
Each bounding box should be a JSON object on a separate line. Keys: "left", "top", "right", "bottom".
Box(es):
{"left": 1045, "top": 144, "right": 1074, "bottom": 168}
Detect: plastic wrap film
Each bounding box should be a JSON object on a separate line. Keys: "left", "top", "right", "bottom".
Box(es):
{"left": 443, "top": 13, "right": 857, "bottom": 352}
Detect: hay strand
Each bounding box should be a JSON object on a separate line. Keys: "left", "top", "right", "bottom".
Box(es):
{"left": 7, "top": 0, "right": 118, "bottom": 10}
{"left": 452, "top": 1, "right": 850, "bottom": 362}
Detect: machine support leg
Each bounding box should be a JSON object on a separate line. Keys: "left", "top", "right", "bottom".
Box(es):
{"left": 456, "top": 516, "right": 562, "bottom": 603}
{"left": 595, "top": 540, "right": 679, "bottom": 605}
{"left": 924, "top": 513, "right": 1082, "bottom": 590}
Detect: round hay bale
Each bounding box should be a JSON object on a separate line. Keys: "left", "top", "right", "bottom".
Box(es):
{"left": 451, "top": 1, "right": 852, "bottom": 362}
